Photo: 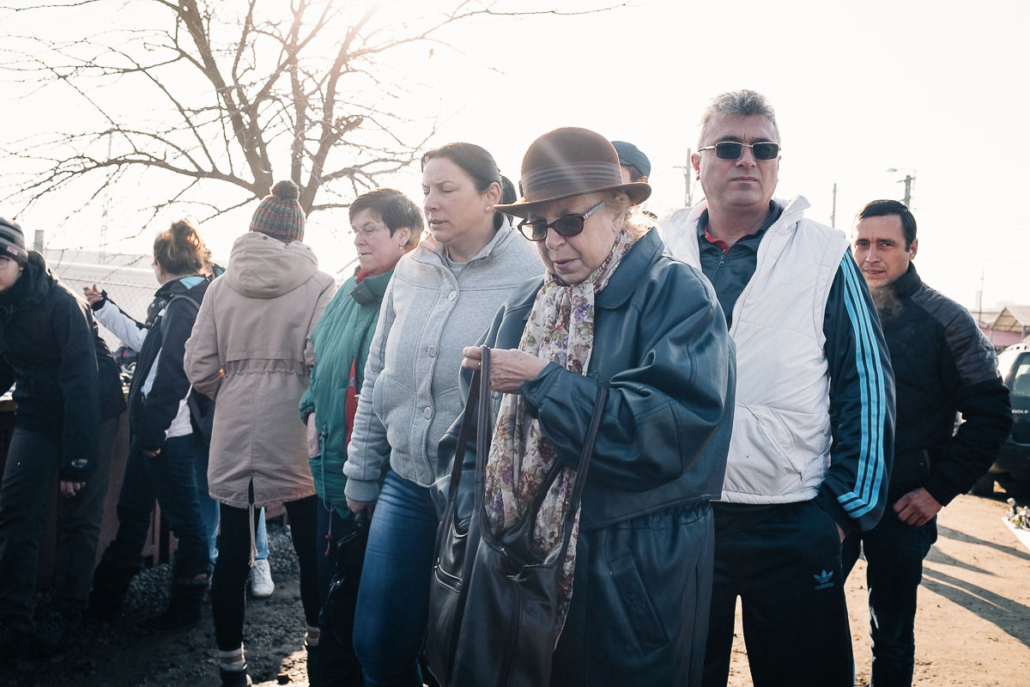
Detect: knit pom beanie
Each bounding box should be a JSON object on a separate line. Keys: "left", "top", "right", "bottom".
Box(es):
{"left": 249, "top": 180, "right": 306, "bottom": 242}
{"left": 0, "top": 217, "right": 28, "bottom": 264}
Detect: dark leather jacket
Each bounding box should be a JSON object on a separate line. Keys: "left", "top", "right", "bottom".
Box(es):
{"left": 440, "top": 228, "right": 736, "bottom": 530}
{"left": 882, "top": 264, "right": 1011, "bottom": 505}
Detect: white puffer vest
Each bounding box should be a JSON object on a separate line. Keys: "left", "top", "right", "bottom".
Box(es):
{"left": 663, "top": 196, "right": 850, "bottom": 503}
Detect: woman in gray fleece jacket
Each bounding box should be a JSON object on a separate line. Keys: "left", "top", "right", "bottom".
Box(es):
{"left": 343, "top": 143, "right": 542, "bottom": 686}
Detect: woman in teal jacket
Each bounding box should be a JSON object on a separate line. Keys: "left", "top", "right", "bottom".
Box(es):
{"left": 298, "top": 188, "right": 422, "bottom": 687}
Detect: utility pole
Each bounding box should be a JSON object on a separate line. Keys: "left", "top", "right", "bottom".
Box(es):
{"left": 901, "top": 174, "right": 914, "bottom": 207}
{"left": 887, "top": 168, "right": 915, "bottom": 208}
{"left": 674, "top": 148, "right": 694, "bottom": 207}
{"left": 830, "top": 182, "right": 837, "bottom": 228}
{"left": 978, "top": 269, "right": 985, "bottom": 329}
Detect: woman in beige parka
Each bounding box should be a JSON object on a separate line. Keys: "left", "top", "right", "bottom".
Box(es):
{"left": 184, "top": 180, "right": 336, "bottom": 687}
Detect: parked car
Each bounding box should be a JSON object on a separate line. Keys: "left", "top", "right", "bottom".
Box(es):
{"left": 969, "top": 341, "right": 1030, "bottom": 496}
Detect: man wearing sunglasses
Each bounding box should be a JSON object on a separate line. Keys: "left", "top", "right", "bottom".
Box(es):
{"left": 663, "top": 90, "right": 895, "bottom": 687}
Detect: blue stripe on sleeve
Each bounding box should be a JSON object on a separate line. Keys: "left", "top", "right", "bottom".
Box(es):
{"left": 835, "top": 256, "right": 887, "bottom": 519}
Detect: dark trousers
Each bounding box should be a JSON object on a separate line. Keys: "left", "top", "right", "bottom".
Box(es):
{"left": 842, "top": 507, "right": 937, "bottom": 687}
{"left": 315, "top": 501, "right": 363, "bottom": 687}
{"left": 212, "top": 494, "right": 319, "bottom": 650}
{"left": 102, "top": 433, "right": 210, "bottom": 581}
{"left": 0, "top": 418, "right": 119, "bottom": 631}
{"left": 703, "top": 500, "right": 853, "bottom": 687}
{"left": 551, "top": 502, "right": 714, "bottom": 687}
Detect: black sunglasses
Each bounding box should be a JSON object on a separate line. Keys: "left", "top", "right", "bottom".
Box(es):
{"left": 698, "top": 141, "right": 780, "bottom": 160}
{"left": 517, "top": 201, "right": 605, "bottom": 242}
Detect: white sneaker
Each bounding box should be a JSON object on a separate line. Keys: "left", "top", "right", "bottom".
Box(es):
{"left": 248, "top": 559, "right": 275, "bottom": 598}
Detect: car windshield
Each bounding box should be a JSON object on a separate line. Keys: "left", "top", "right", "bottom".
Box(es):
{"left": 1004, "top": 352, "right": 1030, "bottom": 399}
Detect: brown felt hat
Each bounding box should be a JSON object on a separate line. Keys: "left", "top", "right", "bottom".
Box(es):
{"left": 496, "top": 127, "right": 651, "bottom": 218}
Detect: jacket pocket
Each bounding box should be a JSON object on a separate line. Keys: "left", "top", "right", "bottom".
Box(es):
{"left": 607, "top": 553, "right": 668, "bottom": 652}
{"left": 724, "top": 404, "right": 805, "bottom": 498}
{"left": 749, "top": 405, "right": 800, "bottom": 471}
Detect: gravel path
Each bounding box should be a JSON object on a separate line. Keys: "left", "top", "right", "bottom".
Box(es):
{"left": 9, "top": 521, "right": 310, "bottom": 687}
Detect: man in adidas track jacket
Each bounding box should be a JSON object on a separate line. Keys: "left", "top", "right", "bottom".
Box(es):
{"left": 663, "top": 90, "right": 895, "bottom": 687}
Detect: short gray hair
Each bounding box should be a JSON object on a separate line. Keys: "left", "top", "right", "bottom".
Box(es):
{"left": 698, "top": 90, "right": 779, "bottom": 148}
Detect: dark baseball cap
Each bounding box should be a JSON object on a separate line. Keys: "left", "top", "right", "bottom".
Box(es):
{"left": 0, "top": 217, "right": 28, "bottom": 264}
{"left": 611, "top": 140, "right": 651, "bottom": 179}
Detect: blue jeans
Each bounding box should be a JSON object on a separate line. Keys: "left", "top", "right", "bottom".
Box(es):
{"left": 843, "top": 507, "right": 938, "bottom": 687}
{"left": 194, "top": 440, "right": 268, "bottom": 563}
{"left": 103, "top": 434, "right": 210, "bottom": 581}
{"left": 353, "top": 471, "right": 438, "bottom": 687}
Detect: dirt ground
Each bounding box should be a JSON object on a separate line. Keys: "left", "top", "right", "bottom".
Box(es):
{"left": 727, "top": 490, "right": 1030, "bottom": 687}
{"left": 7, "top": 490, "right": 1029, "bottom": 687}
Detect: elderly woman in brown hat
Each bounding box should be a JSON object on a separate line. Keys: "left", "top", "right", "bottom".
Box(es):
{"left": 442, "top": 127, "right": 736, "bottom": 685}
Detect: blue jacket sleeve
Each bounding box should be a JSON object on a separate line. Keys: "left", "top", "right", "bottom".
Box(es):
{"left": 815, "top": 252, "right": 895, "bottom": 534}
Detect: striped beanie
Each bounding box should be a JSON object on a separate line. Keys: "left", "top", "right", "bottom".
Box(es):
{"left": 249, "top": 180, "right": 306, "bottom": 242}
{"left": 0, "top": 217, "right": 28, "bottom": 264}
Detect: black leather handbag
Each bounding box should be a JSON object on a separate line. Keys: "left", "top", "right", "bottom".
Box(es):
{"left": 426, "top": 345, "right": 608, "bottom": 687}
{"left": 325, "top": 509, "right": 369, "bottom": 644}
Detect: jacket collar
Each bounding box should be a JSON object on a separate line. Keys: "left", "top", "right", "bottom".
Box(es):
{"left": 596, "top": 227, "right": 663, "bottom": 309}
{"left": 683, "top": 195, "right": 811, "bottom": 239}
{"left": 0, "top": 252, "right": 51, "bottom": 309}
{"left": 891, "top": 262, "right": 922, "bottom": 299}
{"left": 154, "top": 274, "right": 204, "bottom": 300}
{"left": 413, "top": 214, "right": 517, "bottom": 268}
{"left": 505, "top": 227, "right": 663, "bottom": 316}
{"left": 349, "top": 266, "right": 393, "bottom": 305}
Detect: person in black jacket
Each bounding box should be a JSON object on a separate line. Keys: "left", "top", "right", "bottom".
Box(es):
{"left": 844, "top": 199, "right": 1012, "bottom": 687}
{"left": 86, "top": 220, "right": 214, "bottom": 632}
{"left": 441, "top": 128, "right": 735, "bottom": 686}
{"left": 0, "top": 217, "right": 125, "bottom": 659}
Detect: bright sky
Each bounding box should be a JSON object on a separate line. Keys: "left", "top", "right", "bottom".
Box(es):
{"left": 3, "top": 0, "right": 1029, "bottom": 309}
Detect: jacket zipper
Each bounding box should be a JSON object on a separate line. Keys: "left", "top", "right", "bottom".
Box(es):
{"left": 726, "top": 202, "right": 796, "bottom": 335}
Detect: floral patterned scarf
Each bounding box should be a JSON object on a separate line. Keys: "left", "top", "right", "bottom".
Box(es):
{"left": 483, "top": 228, "right": 635, "bottom": 634}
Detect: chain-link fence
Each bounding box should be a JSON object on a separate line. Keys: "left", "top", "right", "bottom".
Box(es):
{"left": 46, "top": 251, "right": 158, "bottom": 353}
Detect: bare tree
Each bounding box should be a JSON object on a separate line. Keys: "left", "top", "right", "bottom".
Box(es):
{"left": 0, "top": 0, "right": 623, "bottom": 227}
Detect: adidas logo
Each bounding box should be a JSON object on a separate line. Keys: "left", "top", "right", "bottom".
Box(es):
{"left": 813, "top": 569, "right": 834, "bottom": 590}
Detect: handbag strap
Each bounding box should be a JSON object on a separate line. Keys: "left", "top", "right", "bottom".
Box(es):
{"left": 473, "top": 346, "right": 492, "bottom": 496}
{"left": 478, "top": 378, "right": 609, "bottom": 560}
{"left": 445, "top": 356, "right": 484, "bottom": 501}
{"left": 555, "top": 384, "right": 608, "bottom": 561}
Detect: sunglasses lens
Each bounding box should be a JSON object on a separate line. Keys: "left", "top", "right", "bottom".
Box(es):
{"left": 714, "top": 142, "right": 742, "bottom": 159}
{"left": 753, "top": 143, "right": 779, "bottom": 160}
{"left": 552, "top": 217, "right": 585, "bottom": 237}
{"left": 518, "top": 220, "right": 547, "bottom": 241}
